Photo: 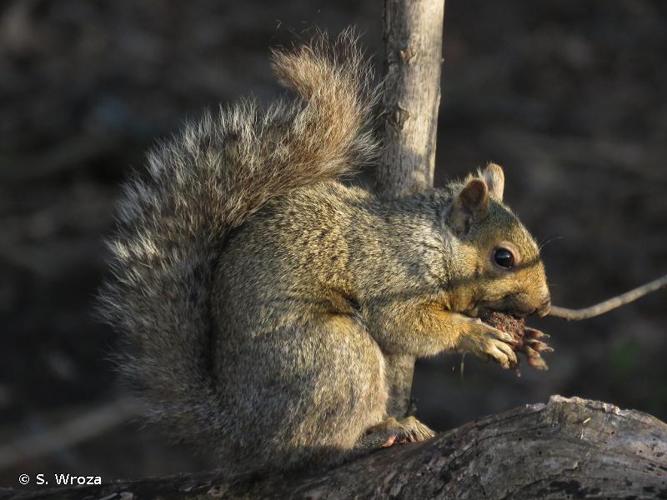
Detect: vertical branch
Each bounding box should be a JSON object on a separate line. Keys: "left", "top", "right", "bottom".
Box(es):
{"left": 378, "top": 0, "right": 446, "bottom": 418}
{"left": 378, "top": 0, "right": 445, "bottom": 195}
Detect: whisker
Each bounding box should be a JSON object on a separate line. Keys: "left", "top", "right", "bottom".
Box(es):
{"left": 538, "top": 235, "right": 564, "bottom": 252}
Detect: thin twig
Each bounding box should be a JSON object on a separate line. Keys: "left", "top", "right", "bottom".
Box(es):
{"left": 549, "top": 273, "right": 667, "bottom": 320}
{"left": 0, "top": 397, "right": 142, "bottom": 470}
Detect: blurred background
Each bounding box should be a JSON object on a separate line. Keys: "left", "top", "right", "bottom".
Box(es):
{"left": 1, "top": 0, "right": 665, "bottom": 488}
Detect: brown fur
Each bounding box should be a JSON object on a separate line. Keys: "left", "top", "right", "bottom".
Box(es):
{"left": 99, "top": 31, "right": 550, "bottom": 477}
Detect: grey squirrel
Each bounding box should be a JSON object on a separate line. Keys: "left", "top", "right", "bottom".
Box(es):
{"left": 99, "top": 32, "right": 551, "bottom": 476}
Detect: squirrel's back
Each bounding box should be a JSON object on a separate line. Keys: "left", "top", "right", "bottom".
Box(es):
{"left": 98, "top": 31, "right": 377, "bottom": 448}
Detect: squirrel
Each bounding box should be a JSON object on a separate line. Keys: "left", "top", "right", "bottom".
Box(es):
{"left": 99, "top": 32, "right": 552, "bottom": 477}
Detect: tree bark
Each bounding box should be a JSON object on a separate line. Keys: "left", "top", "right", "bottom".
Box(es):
{"left": 6, "top": 396, "right": 666, "bottom": 500}
{"left": 378, "top": 0, "right": 446, "bottom": 420}
{"left": 377, "top": 0, "right": 445, "bottom": 195}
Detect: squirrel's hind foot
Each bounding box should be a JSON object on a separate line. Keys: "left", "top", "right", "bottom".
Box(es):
{"left": 359, "top": 416, "right": 436, "bottom": 449}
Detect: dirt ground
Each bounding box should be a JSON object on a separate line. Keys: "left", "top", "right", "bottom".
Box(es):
{"left": 1, "top": 0, "right": 666, "bottom": 486}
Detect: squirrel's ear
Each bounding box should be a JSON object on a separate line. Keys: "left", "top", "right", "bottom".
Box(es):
{"left": 459, "top": 178, "right": 489, "bottom": 213}
{"left": 483, "top": 163, "right": 505, "bottom": 201}
{"left": 448, "top": 179, "right": 489, "bottom": 235}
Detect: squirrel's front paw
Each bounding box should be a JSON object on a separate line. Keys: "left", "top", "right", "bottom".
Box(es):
{"left": 458, "top": 318, "right": 519, "bottom": 369}
{"left": 520, "top": 327, "right": 553, "bottom": 370}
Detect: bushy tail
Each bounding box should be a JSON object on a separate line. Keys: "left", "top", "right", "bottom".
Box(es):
{"left": 98, "top": 31, "right": 377, "bottom": 443}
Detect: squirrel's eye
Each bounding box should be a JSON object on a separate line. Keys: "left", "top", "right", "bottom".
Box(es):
{"left": 493, "top": 247, "right": 515, "bottom": 269}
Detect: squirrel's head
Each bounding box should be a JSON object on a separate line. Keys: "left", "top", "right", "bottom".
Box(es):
{"left": 445, "top": 163, "right": 551, "bottom": 319}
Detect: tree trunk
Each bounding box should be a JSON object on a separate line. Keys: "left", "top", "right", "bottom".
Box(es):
{"left": 378, "top": 0, "right": 446, "bottom": 419}
{"left": 377, "top": 0, "right": 445, "bottom": 195}
{"left": 5, "top": 396, "right": 666, "bottom": 499}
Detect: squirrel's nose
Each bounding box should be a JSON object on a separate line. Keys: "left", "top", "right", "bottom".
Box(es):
{"left": 537, "top": 297, "right": 551, "bottom": 317}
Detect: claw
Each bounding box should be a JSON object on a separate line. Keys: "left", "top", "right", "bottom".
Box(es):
{"left": 524, "top": 338, "right": 555, "bottom": 353}
{"left": 382, "top": 435, "right": 398, "bottom": 448}
{"left": 525, "top": 327, "right": 550, "bottom": 339}
{"left": 524, "top": 346, "right": 549, "bottom": 370}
